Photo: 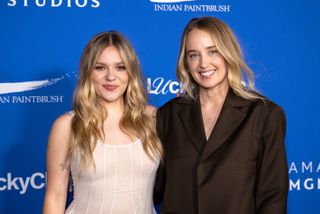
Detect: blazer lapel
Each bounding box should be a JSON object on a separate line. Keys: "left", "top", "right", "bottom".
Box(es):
{"left": 178, "top": 97, "right": 207, "bottom": 154}
{"left": 200, "top": 90, "right": 252, "bottom": 161}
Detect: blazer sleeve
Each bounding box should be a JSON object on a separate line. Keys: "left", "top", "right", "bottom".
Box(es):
{"left": 153, "top": 107, "right": 166, "bottom": 205}
{"left": 255, "top": 105, "right": 289, "bottom": 214}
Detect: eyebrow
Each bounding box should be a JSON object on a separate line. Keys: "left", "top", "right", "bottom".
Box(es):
{"left": 187, "top": 45, "right": 217, "bottom": 54}
{"left": 206, "top": 45, "right": 217, "bottom": 49}
{"left": 95, "top": 61, "right": 125, "bottom": 65}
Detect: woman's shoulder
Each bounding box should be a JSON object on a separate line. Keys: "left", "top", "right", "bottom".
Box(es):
{"left": 50, "top": 111, "right": 74, "bottom": 133}
{"left": 249, "top": 95, "right": 285, "bottom": 118}
{"left": 47, "top": 111, "right": 74, "bottom": 150}
{"left": 56, "top": 111, "right": 74, "bottom": 123}
{"left": 159, "top": 96, "right": 194, "bottom": 109}
{"left": 229, "top": 88, "right": 284, "bottom": 117}
{"left": 145, "top": 105, "right": 157, "bottom": 119}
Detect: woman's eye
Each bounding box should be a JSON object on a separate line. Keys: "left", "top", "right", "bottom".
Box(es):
{"left": 116, "top": 66, "right": 126, "bottom": 71}
{"left": 95, "top": 65, "right": 105, "bottom": 71}
{"left": 188, "top": 53, "right": 199, "bottom": 60}
{"left": 209, "top": 50, "right": 219, "bottom": 55}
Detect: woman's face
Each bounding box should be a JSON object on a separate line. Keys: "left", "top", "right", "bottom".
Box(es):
{"left": 186, "top": 29, "right": 229, "bottom": 92}
{"left": 91, "top": 45, "right": 129, "bottom": 106}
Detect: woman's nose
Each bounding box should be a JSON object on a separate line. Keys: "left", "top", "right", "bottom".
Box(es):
{"left": 105, "top": 69, "right": 116, "bottom": 81}
{"left": 200, "top": 54, "right": 210, "bottom": 68}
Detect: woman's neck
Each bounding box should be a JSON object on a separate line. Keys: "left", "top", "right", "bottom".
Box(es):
{"left": 103, "top": 99, "right": 125, "bottom": 115}
{"left": 199, "top": 83, "right": 229, "bottom": 107}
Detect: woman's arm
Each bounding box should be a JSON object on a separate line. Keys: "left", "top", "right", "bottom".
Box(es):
{"left": 153, "top": 106, "right": 166, "bottom": 205}
{"left": 255, "top": 105, "right": 288, "bottom": 214}
{"left": 43, "top": 113, "right": 73, "bottom": 214}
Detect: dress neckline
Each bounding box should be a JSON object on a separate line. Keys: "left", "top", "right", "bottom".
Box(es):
{"left": 97, "top": 139, "right": 141, "bottom": 148}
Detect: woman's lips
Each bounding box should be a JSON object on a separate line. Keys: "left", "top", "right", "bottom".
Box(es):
{"left": 103, "top": 84, "right": 117, "bottom": 91}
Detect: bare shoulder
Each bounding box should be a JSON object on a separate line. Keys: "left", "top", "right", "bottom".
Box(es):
{"left": 52, "top": 112, "right": 73, "bottom": 128}
{"left": 50, "top": 113, "right": 73, "bottom": 135}
{"left": 47, "top": 112, "right": 73, "bottom": 149}
{"left": 145, "top": 105, "right": 157, "bottom": 118}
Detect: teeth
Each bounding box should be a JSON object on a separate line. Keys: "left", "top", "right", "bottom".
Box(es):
{"left": 200, "top": 70, "right": 215, "bottom": 77}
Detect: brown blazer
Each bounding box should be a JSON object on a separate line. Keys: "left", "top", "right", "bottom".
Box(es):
{"left": 154, "top": 89, "right": 288, "bottom": 214}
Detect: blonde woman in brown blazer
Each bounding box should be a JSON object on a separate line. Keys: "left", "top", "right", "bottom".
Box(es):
{"left": 154, "top": 17, "right": 288, "bottom": 214}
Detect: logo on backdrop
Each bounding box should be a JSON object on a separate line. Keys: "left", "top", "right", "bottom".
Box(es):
{"left": 6, "top": 0, "right": 100, "bottom": 8}
{"left": 0, "top": 172, "right": 46, "bottom": 194}
{"left": 0, "top": 72, "right": 75, "bottom": 104}
{"left": 0, "top": 171, "right": 72, "bottom": 194}
{"left": 150, "top": 0, "right": 231, "bottom": 12}
{"left": 147, "top": 77, "right": 182, "bottom": 95}
{"left": 289, "top": 161, "right": 320, "bottom": 191}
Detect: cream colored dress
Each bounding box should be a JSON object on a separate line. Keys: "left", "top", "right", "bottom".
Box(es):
{"left": 65, "top": 139, "right": 159, "bottom": 214}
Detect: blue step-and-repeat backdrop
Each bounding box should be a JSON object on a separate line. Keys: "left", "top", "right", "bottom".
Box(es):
{"left": 0, "top": 0, "right": 319, "bottom": 213}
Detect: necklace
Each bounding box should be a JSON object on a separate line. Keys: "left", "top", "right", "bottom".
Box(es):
{"left": 201, "top": 103, "right": 223, "bottom": 139}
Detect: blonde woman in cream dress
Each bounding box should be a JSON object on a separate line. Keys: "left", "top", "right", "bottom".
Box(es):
{"left": 43, "top": 31, "right": 162, "bottom": 214}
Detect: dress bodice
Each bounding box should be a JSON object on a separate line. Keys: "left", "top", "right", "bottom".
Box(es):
{"left": 65, "top": 139, "right": 159, "bottom": 214}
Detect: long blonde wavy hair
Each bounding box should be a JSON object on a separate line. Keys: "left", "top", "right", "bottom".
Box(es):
{"left": 69, "top": 31, "right": 162, "bottom": 168}
{"left": 177, "top": 16, "right": 262, "bottom": 100}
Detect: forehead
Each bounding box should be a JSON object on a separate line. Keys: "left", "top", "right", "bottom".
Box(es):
{"left": 97, "top": 45, "right": 123, "bottom": 62}
{"left": 186, "top": 29, "right": 216, "bottom": 50}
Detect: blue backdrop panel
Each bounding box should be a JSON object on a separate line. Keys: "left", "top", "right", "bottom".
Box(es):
{"left": 0, "top": 0, "right": 319, "bottom": 213}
